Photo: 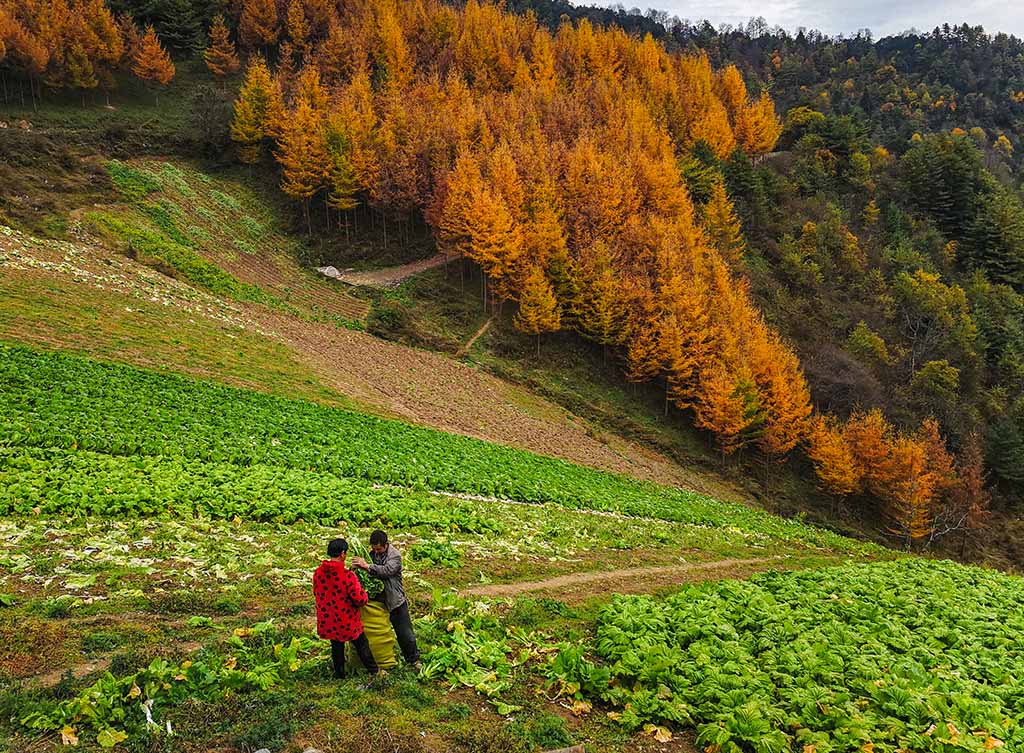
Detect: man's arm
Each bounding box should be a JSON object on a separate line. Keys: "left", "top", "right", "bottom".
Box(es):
{"left": 367, "top": 548, "right": 401, "bottom": 578}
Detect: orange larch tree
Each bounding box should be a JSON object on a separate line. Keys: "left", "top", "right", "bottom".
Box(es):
{"left": 203, "top": 15, "right": 239, "bottom": 80}
{"left": 954, "top": 432, "right": 991, "bottom": 557}
{"left": 693, "top": 364, "right": 764, "bottom": 458}
{"left": 753, "top": 331, "right": 813, "bottom": 461}
{"left": 231, "top": 55, "right": 283, "bottom": 164}
{"left": 882, "top": 434, "right": 937, "bottom": 550}
{"left": 285, "top": 0, "right": 309, "bottom": 59}
{"left": 467, "top": 185, "right": 523, "bottom": 308}
{"left": 130, "top": 24, "right": 174, "bottom": 102}
{"left": 570, "top": 241, "right": 624, "bottom": 354}
{"left": 806, "top": 414, "right": 862, "bottom": 500}
{"left": 239, "top": 0, "right": 279, "bottom": 52}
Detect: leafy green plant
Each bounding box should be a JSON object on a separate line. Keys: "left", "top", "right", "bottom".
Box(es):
{"left": 409, "top": 541, "right": 461, "bottom": 568}
{"left": 106, "top": 161, "right": 161, "bottom": 202}
{"left": 578, "top": 560, "right": 1024, "bottom": 752}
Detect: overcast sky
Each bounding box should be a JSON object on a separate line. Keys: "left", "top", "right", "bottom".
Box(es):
{"left": 602, "top": 0, "right": 1023, "bottom": 38}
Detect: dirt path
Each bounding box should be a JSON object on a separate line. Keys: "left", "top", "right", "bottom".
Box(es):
{"left": 456, "top": 317, "right": 493, "bottom": 357}
{"left": 330, "top": 253, "right": 448, "bottom": 289}
{"left": 463, "top": 556, "right": 786, "bottom": 599}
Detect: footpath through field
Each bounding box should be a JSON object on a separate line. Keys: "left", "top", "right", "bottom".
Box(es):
{"left": 323, "top": 253, "right": 449, "bottom": 288}
{"left": 462, "top": 556, "right": 788, "bottom": 600}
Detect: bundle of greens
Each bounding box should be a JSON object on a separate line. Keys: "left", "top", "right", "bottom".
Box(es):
{"left": 348, "top": 539, "right": 384, "bottom": 600}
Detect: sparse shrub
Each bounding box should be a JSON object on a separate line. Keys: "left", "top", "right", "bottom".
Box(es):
{"left": 520, "top": 713, "right": 572, "bottom": 750}
{"left": 367, "top": 299, "right": 414, "bottom": 339}
{"left": 42, "top": 596, "right": 75, "bottom": 619}
{"left": 81, "top": 631, "right": 125, "bottom": 654}
{"left": 211, "top": 190, "right": 242, "bottom": 212}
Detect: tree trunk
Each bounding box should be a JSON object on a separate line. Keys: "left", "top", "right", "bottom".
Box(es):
{"left": 536, "top": 333, "right": 541, "bottom": 358}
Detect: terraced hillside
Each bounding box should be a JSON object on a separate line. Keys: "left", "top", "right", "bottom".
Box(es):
{"left": 0, "top": 343, "right": 873, "bottom": 751}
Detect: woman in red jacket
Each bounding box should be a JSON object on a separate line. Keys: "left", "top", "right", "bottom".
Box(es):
{"left": 313, "top": 538, "right": 379, "bottom": 679}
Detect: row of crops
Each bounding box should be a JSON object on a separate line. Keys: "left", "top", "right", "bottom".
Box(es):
{"left": 0, "top": 448, "right": 502, "bottom": 533}
{"left": 0, "top": 344, "right": 870, "bottom": 551}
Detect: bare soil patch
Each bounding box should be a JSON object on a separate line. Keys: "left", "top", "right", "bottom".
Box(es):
{"left": 259, "top": 311, "right": 695, "bottom": 487}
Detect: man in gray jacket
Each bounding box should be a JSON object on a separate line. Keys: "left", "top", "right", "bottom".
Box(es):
{"left": 352, "top": 530, "right": 421, "bottom": 669}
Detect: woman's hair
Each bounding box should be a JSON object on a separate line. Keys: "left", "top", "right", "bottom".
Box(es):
{"left": 369, "top": 530, "right": 388, "bottom": 547}
{"left": 327, "top": 538, "right": 348, "bottom": 557}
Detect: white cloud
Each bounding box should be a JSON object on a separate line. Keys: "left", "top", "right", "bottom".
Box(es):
{"left": 602, "top": 0, "right": 1024, "bottom": 37}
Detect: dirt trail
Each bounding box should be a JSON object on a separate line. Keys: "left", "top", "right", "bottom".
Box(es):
{"left": 332, "top": 253, "right": 448, "bottom": 288}
{"left": 456, "top": 317, "right": 493, "bottom": 357}
{"left": 463, "top": 556, "right": 786, "bottom": 599}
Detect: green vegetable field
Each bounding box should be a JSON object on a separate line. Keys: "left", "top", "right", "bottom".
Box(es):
{"left": 589, "top": 559, "right": 1023, "bottom": 752}
{"left": 0, "top": 343, "right": 867, "bottom": 550}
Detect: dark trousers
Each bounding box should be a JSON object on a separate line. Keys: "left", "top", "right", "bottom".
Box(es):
{"left": 330, "top": 633, "right": 378, "bottom": 678}
{"left": 389, "top": 601, "right": 420, "bottom": 664}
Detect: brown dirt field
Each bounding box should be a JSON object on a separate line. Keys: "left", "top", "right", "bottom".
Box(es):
{"left": 258, "top": 310, "right": 696, "bottom": 487}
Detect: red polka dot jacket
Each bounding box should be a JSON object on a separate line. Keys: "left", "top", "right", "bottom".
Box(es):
{"left": 313, "top": 559, "right": 369, "bottom": 642}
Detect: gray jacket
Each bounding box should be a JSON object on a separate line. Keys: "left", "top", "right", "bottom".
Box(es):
{"left": 368, "top": 544, "right": 406, "bottom": 612}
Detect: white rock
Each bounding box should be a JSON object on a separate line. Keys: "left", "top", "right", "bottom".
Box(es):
{"left": 317, "top": 265, "right": 341, "bottom": 279}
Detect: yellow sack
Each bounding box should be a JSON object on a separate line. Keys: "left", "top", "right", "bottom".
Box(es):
{"left": 347, "top": 600, "right": 397, "bottom": 672}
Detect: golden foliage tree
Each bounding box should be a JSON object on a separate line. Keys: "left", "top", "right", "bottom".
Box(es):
{"left": 230, "top": 56, "right": 282, "bottom": 164}
{"left": 571, "top": 242, "right": 623, "bottom": 352}
{"left": 513, "top": 265, "right": 561, "bottom": 355}
{"left": 285, "top": 0, "right": 309, "bottom": 58}
{"left": 276, "top": 98, "right": 330, "bottom": 235}
{"left": 806, "top": 415, "right": 862, "bottom": 497}
{"left": 239, "top": 0, "right": 279, "bottom": 51}
{"left": 467, "top": 186, "right": 523, "bottom": 306}
{"left": 323, "top": 111, "right": 360, "bottom": 236}
{"left": 435, "top": 150, "right": 483, "bottom": 264}
{"left": 693, "top": 365, "right": 764, "bottom": 457}
{"left": 753, "top": 333, "right": 812, "bottom": 459}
